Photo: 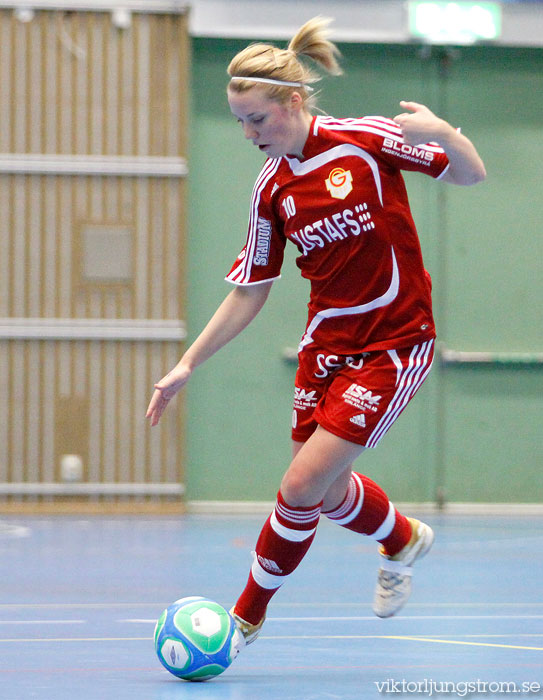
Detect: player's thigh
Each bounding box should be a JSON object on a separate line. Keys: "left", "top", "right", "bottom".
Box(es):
{"left": 292, "top": 439, "right": 304, "bottom": 459}
{"left": 292, "top": 438, "right": 354, "bottom": 511}
{"left": 282, "top": 426, "right": 365, "bottom": 506}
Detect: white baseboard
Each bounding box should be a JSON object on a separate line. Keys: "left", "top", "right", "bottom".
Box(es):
{"left": 186, "top": 500, "right": 543, "bottom": 516}
{"left": 186, "top": 500, "right": 275, "bottom": 514}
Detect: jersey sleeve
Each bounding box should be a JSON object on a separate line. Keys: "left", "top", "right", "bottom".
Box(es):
{"left": 358, "top": 116, "right": 450, "bottom": 180}
{"left": 225, "top": 161, "right": 286, "bottom": 286}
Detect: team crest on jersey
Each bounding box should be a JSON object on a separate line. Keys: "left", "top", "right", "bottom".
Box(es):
{"left": 325, "top": 167, "right": 353, "bottom": 200}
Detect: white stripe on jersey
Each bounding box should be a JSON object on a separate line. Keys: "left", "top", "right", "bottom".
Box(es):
{"left": 297, "top": 246, "right": 400, "bottom": 353}
{"left": 316, "top": 115, "right": 402, "bottom": 140}
{"left": 387, "top": 348, "right": 404, "bottom": 387}
{"left": 317, "top": 115, "right": 403, "bottom": 138}
{"left": 226, "top": 157, "right": 281, "bottom": 285}
{"left": 436, "top": 163, "right": 450, "bottom": 180}
{"left": 315, "top": 115, "right": 446, "bottom": 154}
{"left": 363, "top": 116, "right": 404, "bottom": 134}
{"left": 226, "top": 275, "right": 282, "bottom": 287}
{"left": 286, "top": 143, "right": 383, "bottom": 206}
{"left": 366, "top": 340, "right": 434, "bottom": 448}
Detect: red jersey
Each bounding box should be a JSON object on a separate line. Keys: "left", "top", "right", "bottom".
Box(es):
{"left": 226, "top": 115, "right": 450, "bottom": 354}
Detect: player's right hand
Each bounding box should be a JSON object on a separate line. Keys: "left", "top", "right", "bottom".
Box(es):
{"left": 393, "top": 101, "right": 447, "bottom": 146}
{"left": 146, "top": 363, "right": 192, "bottom": 427}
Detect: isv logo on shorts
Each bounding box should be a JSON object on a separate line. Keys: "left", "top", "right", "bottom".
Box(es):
{"left": 342, "top": 383, "right": 381, "bottom": 413}
{"left": 294, "top": 387, "right": 318, "bottom": 409}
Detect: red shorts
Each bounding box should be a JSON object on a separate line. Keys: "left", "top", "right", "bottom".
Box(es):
{"left": 292, "top": 339, "right": 435, "bottom": 447}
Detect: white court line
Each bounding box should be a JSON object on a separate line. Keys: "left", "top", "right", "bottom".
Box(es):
{"left": 0, "top": 600, "right": 543, "bottom": 611}
{"left": 0, "top": 635, "right": 541, "bottom": 652}
{"left": 0, "top": 603, "right": 162, "bottom": 609}
{"left": 118, "top": 623, "right": 543, "bottom": 641}
{"left": 3, "top": 634, "right": 543, "bottom": 642}
{"left": 0, "top": 620, "right": 85, "bottom": 625}
{"left": 122, "top": 619, "right": 158, "bottom": 623}
{"left": 121, "top": 614, "right": 543, "bottom": 623}
{"left": 0, "top": 637, "right": 150, "bottom": 643}
{"left": 1, "top": 601, "right": 542, "bottom": 609}
{"left": 275, "top": 602, "right": 543, "bottom": 608}
{"left": 0, "top": 523, "right": 31, "bottom": 538}
{"left": 266, "top": 615, "right": 543, "bottom": 621}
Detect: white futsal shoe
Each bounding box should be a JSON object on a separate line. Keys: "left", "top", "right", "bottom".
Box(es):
{"left": 229, "top": 607, "right": 266, "bottom": 646}
{"left": 373, "top": 517, "right": 434, "bottom": 618}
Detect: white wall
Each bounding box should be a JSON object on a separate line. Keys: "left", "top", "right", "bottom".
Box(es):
{"left": 188, "top": 0, "right": 543, "bottom": 47}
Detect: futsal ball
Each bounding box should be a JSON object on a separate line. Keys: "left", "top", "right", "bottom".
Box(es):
{"left": 154, "top": 596, "right": 244, "bottom": 681}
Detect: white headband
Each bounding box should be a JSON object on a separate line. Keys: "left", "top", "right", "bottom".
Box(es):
{"left": 230, "top": 76, "right": 314, "bottom": 92}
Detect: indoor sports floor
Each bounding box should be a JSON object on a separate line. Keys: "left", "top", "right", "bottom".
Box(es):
{"left": 1, "top": 512, "right": 542, "bottom": 699}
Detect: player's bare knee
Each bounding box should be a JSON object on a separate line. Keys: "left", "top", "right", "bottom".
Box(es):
{"left": 280, "top": 469, "right": 321, "bottom": 507}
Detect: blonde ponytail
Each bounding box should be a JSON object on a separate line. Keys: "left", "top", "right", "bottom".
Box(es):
{"left": 227, "top": 16, "right": 342, "bottom": 107}
{"left": 288, "top": 16, "right": 342, "bottom": 77}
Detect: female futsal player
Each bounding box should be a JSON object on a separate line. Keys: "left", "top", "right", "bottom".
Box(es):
{"left": 146, "top": 17, "right": 485, "bottom": 645}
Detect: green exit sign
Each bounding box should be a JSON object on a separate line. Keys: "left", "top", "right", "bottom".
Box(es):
{"left": 408, "top": 2, "right": 502, "bottom": 44}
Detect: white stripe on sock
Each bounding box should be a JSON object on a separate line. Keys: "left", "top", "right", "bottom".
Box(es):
{"left": 368, "top": 500, "right": 396, "bottom": 541}
{"left": 270, "top": 510, "right": 318, "bottom": 542}
{"left": 251, "top": 555, "right": 288, "bottom": 590}
{"left": 275, "top": 501, "right": 321, "bottom": 524}
{"left": 324, "top": 473, "right": 365, "bottom": 526}
{"left": 324, "top": 474, "right": 357, "bottom": 520}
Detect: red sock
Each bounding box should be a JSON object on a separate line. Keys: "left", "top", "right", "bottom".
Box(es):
{"left": 234, "top": 491, "right": 321, "bottom": 625}
{"left": 322, "top": 472, "right": 411, "bottom": 556}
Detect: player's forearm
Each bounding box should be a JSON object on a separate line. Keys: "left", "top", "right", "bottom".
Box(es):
{"left": 437, "top": 123, "right": 486, "bottom": 186}
{"left": 180, "top": 283, "right": 272, "bottom": 372}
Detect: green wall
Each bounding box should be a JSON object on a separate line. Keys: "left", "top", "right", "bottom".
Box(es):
{"left": 184, "top": 39, "right": 543, "bottom": 504}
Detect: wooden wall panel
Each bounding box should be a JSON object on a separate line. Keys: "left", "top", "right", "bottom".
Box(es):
{"left": 0, "top": 8, "right": 189, "bottom": 508}
{"left": 1, "top": 173, "right": 186, "bottom": 320}
{"left": 0, "top": 338, "right": 184, "bottom": 499}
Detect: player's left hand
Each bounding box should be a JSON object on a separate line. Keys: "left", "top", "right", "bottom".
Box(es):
{"left": 146, "top": 363, "right": 192, "bottom": 427}
{"left": 393, "top": 101, "right": 448, "bottom": 146}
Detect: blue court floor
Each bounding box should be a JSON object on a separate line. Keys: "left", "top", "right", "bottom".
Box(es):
{"left": 0, "top": 512, "right": 542, "bottom": 699}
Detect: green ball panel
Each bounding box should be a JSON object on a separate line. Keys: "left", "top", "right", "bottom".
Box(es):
{"left": 173, "top": 601, "right": 230, "bottom": 655}
{"left": 154, "top": 609, "right": 166, "bottom": 648}
{"left": 182, "top": 663, "right": 227, "bottom": 681}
